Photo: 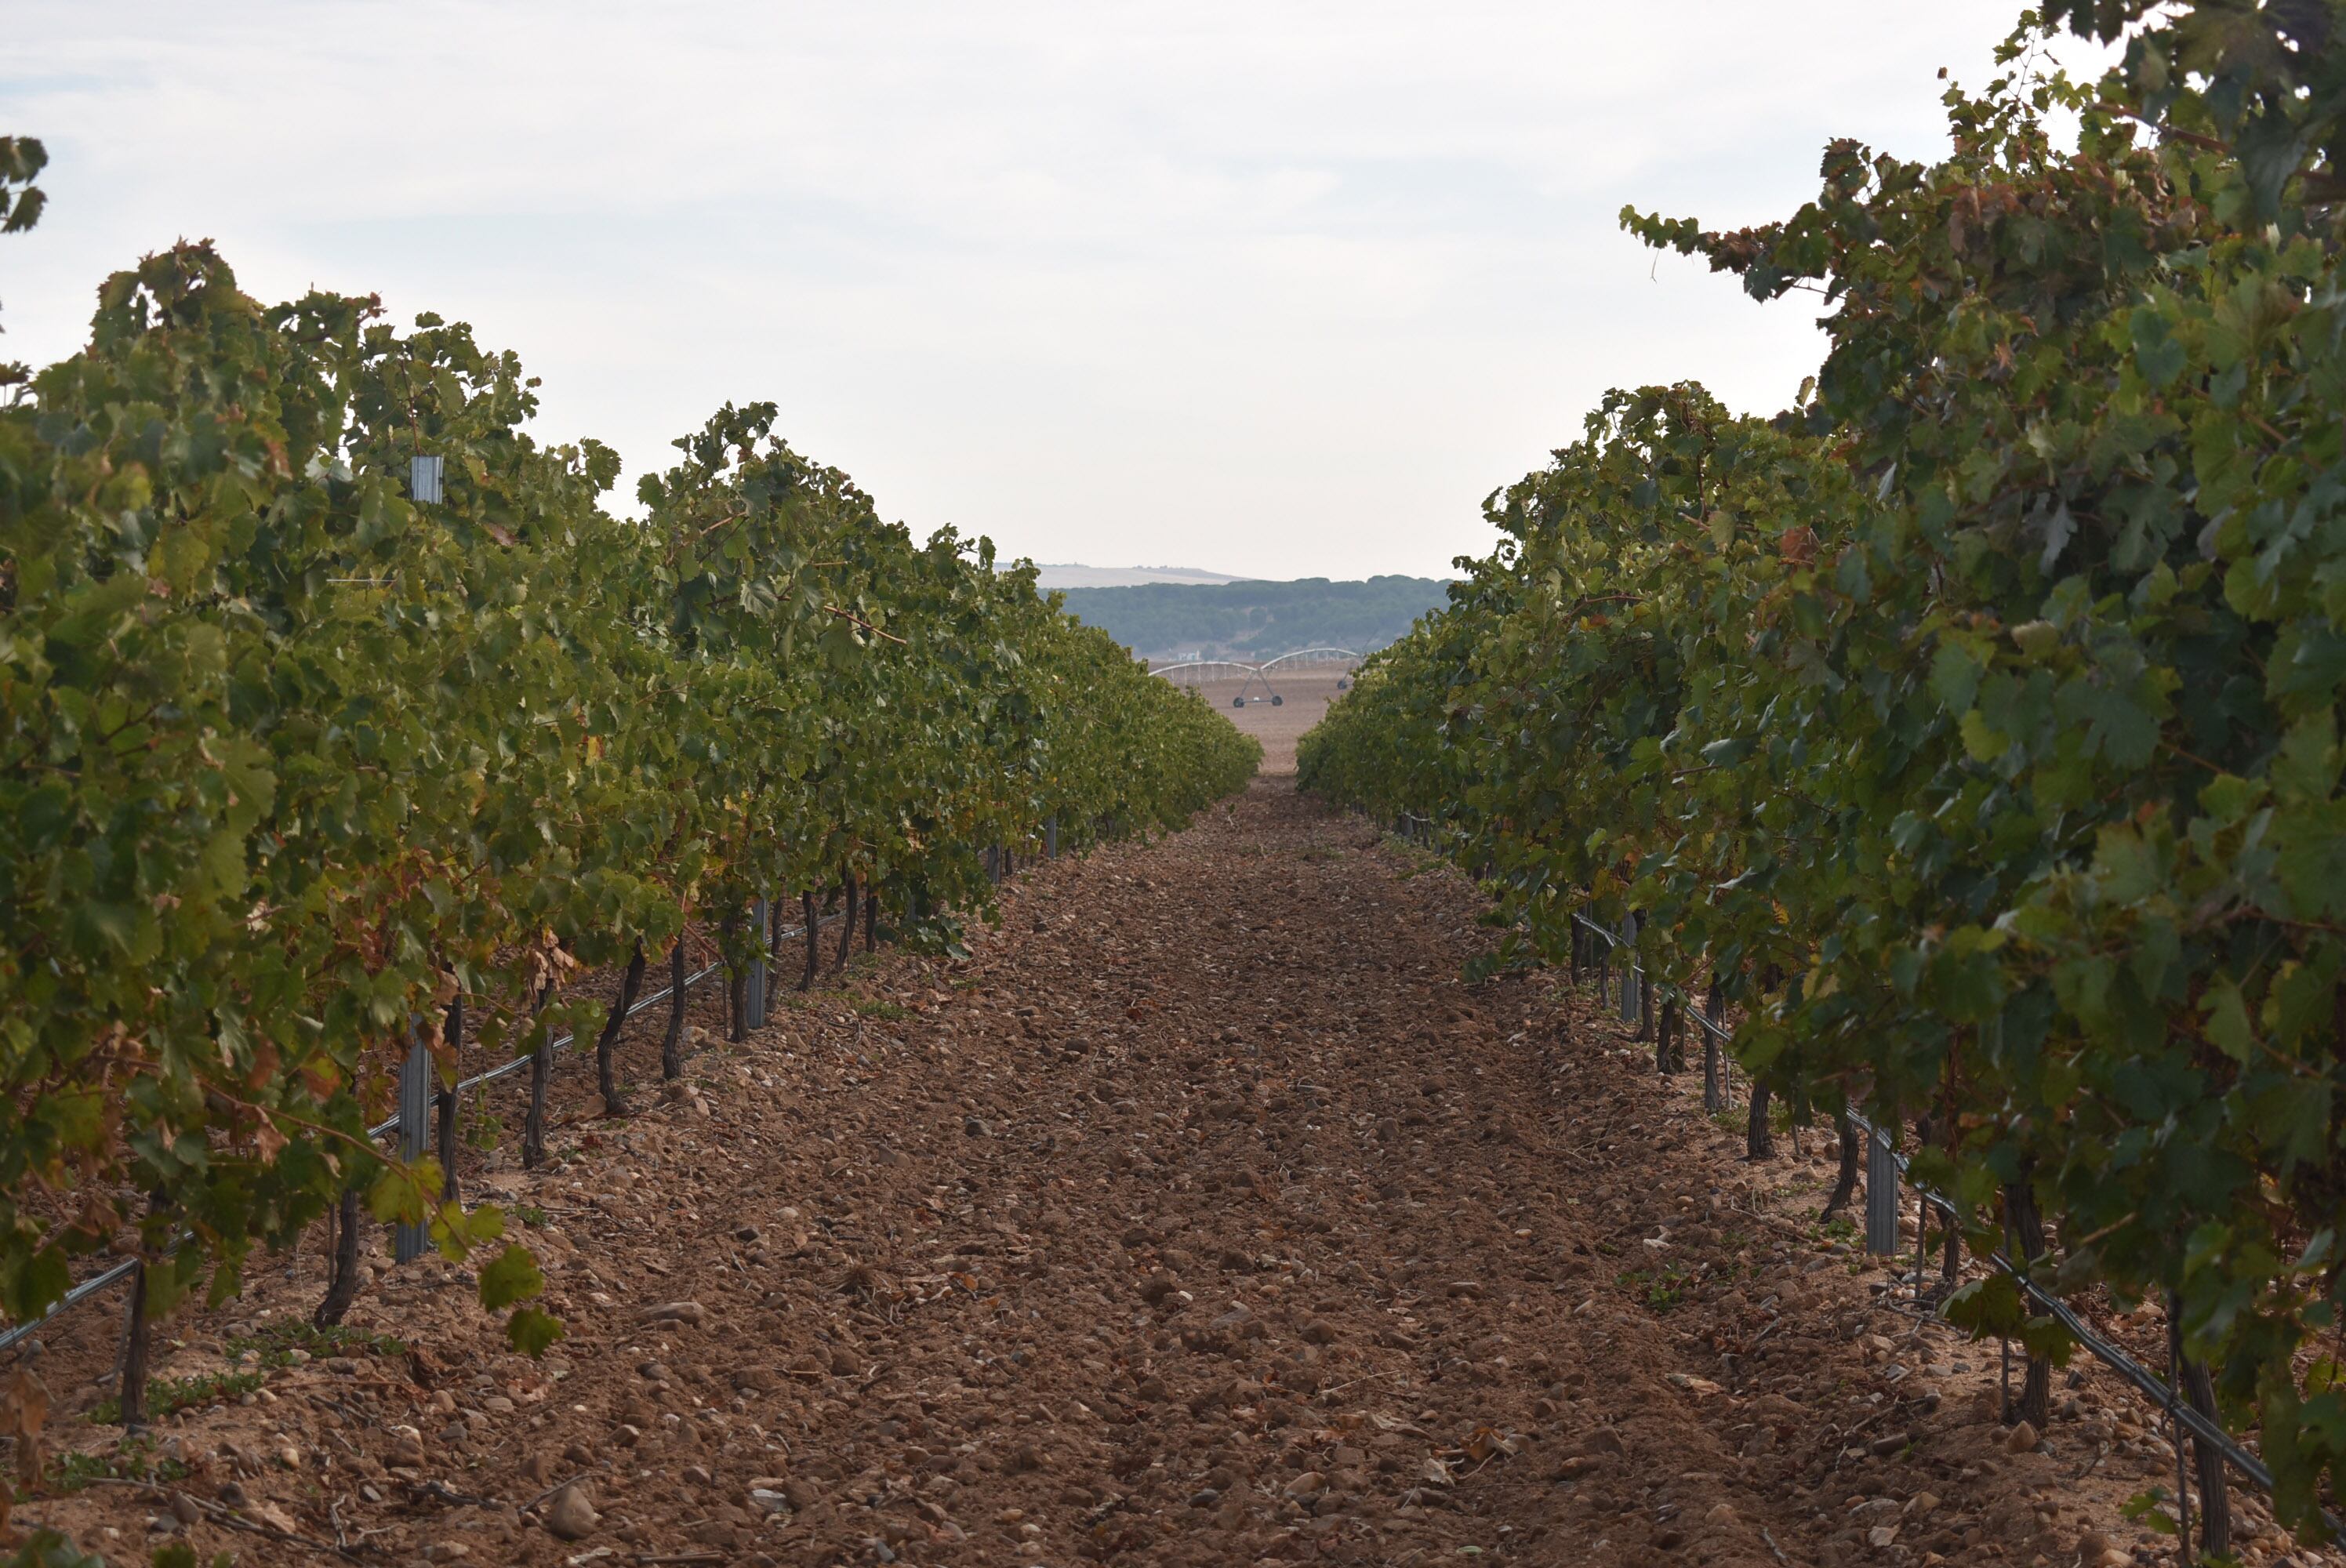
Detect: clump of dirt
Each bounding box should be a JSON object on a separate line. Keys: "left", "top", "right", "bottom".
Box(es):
{"left": 3, "top": 779, "right": 2322, "bottom": 1568}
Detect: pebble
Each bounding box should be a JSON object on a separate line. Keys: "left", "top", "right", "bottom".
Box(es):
{"left": 2006, "top": 1421, "right": 2039, "bottom": 1454}
{"left": 543, "top": 1483, "right": 600, "bottom": 1541}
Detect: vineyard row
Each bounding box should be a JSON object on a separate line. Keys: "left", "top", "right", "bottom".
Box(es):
{"left": 1295, "top": 4, "right": 2346, "bottom": 1548}
{"left": 1577, "top": 900, "right": 2292, "bottom": 1538}
{"left": 0, "top": 837, "right": 1043, "bottom": 1380}
{"left": 0, "top": 155, "right": 1261, "bottom": 1436}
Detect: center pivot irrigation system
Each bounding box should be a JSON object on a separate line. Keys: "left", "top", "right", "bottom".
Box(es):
{"left": 1148, "top": 647, "right": 1363, "bottom": 708}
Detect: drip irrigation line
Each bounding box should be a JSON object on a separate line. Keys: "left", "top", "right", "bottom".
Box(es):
{"left": 369, "top": 909, "right": 848, "bottom": 1136}
{"left": 0, "top": 1261, "right": 139, "bottom": 1356}
{"left": 367, "top": 955, "right": 730, "bottom": 1134}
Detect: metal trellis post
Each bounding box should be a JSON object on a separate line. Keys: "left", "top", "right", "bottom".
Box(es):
{"left": 393, "top": 1026, "right": 432, "bottom": 1264}
{"left": 1865, "top": 1123, "right": 1901, "bottom": 1256}
{"left": 1618, "top": 915, "right": 1640, "bottom": 1026}
{"left": 1702, "top": 983, "right": 1724, "bottom": 1113}
{"left": 746, "top": 896, "right": 770, "bottom": 1029}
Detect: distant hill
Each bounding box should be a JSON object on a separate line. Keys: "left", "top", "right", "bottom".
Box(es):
{"left": 1056, "top": 575, "right": 1451, "bottom": 663}
{"left": 1032, "top": 564, "right": 1252, "bottom": 589}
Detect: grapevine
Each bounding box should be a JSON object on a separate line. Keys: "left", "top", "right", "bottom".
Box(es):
{"left": 1302, "top": 4, "right": 2346, "bottom": 1541}
{"left": 0, "top": 212, "right": 1257, "bottom": 1403}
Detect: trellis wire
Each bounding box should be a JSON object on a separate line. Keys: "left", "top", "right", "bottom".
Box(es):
{"left": 1568, "top": 913, "right": 1741, "bottom": 1109}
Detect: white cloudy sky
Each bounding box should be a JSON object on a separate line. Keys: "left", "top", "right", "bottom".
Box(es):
{"left": 5, "top": 2, "right": 2095, "bottom": 579}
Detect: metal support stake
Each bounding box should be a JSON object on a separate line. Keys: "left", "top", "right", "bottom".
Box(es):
{"left": 1045, "top": 817, "right": 1058, "bottom": 859}
{"left": 1702, "top": 983, "right": 1724, "bottom": 1114}
{"left": 1865, "top": 1124, "right": 1901, "bottom": 1255}
{"left": 1618, "top": 916, "right": 1640, "bottom": 1025}
{"left": 746, "top": 896, "right": 769, "bottom": 1029}
{"left": 393, "top": 1027, "right": 432, "bottom": 1264}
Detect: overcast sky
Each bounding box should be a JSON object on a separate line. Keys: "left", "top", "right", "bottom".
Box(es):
{"left": 5, "top": 3, "right": 2094, "bottom": 579}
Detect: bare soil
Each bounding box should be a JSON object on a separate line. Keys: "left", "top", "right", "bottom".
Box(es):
{"left": 9, "top": 780, "right": 2330, "bottom": 1568}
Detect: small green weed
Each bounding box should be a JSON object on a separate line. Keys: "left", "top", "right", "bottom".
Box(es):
{"left": 150, "top": 1542, "right": 236, "bottom": 1568}
{"left": 1618, "top": 1263, "right": 1696, "bottom": 1313}
{"left": 514, "top": 1204, "right": 550, "bottom": 1228}
{"left": 42, "top": 1438, "right": 190, "bottom": 1496}
{"left": 849, "top": 996, "right": 907, "bottom": 1021}
{"left": 88, "top": 1370, "right": 263, "bottom": 1427}
{"left": 1, "top": 1526, "right": 107, "bottom": 1566}
{"left": 2122, "top": 1487, "right": 2181, "bottom": 1538}
{"left": 225, "top": 1317, "right": 405, "bottom": 1367}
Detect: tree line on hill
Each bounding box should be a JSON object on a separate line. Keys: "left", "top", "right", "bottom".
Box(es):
{"left": 1055, "top": 575, "right": 1449, "bottom": 662}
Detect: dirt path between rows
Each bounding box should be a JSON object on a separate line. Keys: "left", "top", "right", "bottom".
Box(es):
{"left": 19, "top": 779, "right": 2321, "bottom": 1568}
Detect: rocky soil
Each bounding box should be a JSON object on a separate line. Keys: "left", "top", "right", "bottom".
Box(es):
{"left": 7, "top": 779, "right": 2333, "bottom": 1568}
